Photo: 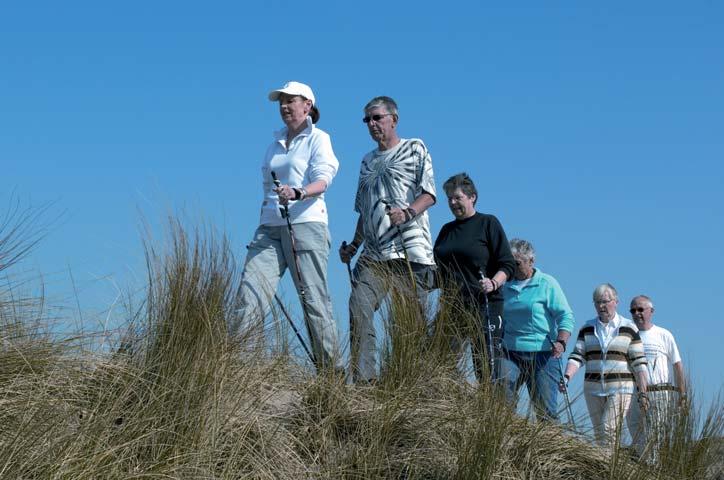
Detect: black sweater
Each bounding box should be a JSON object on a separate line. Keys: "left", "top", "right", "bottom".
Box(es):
{"left": 433, "top": 212, "right": 515, "bottom": 304}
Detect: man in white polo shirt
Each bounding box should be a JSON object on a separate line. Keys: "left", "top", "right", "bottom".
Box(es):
{"left": 627, "top": 294, "right": 687, "bottom": 458}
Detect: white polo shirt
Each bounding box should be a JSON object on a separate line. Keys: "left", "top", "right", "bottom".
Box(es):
{"left": 259, "top": 117, "right": 339, "bottom": 227}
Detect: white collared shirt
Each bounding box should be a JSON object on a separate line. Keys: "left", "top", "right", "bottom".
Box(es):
{"left": 259, "top": 117, "right": 339, "bottom": 226}
{"left": 595, "top": 313, "right": 622, "bottom": 353}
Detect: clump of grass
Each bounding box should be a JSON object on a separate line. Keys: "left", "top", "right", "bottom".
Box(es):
{"left": 0, "top": 214, "right": 721, "bottom": 479}
{"left": 636, "top": 391, "right": 724, "bottom": 479}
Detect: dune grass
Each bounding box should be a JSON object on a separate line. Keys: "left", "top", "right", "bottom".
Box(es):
{"left": 0, "top": 217, "right": 721, "bottom": 479}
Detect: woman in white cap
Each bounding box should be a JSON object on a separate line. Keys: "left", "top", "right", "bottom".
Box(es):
{"left": 234, "top": 81, "right": 343, "bottom": 374}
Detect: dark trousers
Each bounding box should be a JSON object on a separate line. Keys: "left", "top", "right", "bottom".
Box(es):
{"left": 443, "top": 298, "right": 505, "bottom": 384}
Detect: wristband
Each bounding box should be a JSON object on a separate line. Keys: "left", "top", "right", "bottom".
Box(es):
{"left": 555, "top": 339, "right": 567, "bottom": 350}
{"left": 403, "top": 207, "right": 417, "bottom": 222}
{"left": 490, "top": 278, "right": 499, "bottom": 291}
{"left": 293, "top": 188, "right": 302, "bottom": 200}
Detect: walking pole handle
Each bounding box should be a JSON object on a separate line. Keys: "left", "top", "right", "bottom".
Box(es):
{"left": 341, "top": 241, "right": 353, "bottom": 266}
{"left": 478, "top": 269, "right": 488, "bottom": 295}
{"left": 341, "top": 241, "right": 354, "bottom": 283}
{"left": 271, "top": 171, "right": 290, "bottom": 218}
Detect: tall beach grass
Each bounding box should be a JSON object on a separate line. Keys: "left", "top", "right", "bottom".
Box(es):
{"left": 0, "top": 215, "right": 721, "bottom": 479}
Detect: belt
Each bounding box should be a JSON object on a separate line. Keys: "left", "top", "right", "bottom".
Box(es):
{"left": 648, "top": 383, "right": 677, "bottom": 392}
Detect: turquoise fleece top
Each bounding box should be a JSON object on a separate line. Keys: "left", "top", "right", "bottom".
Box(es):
{"left": 502, "top": 269, "right": 575, "bottom": 352}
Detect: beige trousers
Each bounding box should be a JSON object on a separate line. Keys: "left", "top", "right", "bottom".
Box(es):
{"left": 584, "top": 391, "right": 632, "bottom": 446}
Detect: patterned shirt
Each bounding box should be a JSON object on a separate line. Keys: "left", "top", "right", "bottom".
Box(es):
{"left": 354, "top": 138, "right": 436, "bottom": 265}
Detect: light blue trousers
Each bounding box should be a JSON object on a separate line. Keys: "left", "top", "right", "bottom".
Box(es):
{"left": 234, "top": 222, "right": 343, "bottom": 371}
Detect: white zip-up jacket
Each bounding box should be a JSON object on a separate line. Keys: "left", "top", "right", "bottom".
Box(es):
{"left": 259, "top": 117, "right": 339, "bottom": 227}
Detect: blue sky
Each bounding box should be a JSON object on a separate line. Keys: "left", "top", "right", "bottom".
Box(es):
{"left": 3, "top": 2, "right": 722, "bottom": 411}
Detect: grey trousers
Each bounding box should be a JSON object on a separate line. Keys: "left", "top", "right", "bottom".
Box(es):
{"left": 233, "top": 222, "right": 342, "bottom": 371}
{"left": 349, "top": 258, "right": 434, "bottom": 382}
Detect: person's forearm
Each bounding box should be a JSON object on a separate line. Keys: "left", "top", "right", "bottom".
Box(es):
{"left": 408, "top": 192, "right": 435, "bottom": 215}
{"left": 491, "top": 271, "right": 508, "bottom": 289}
{"left": 299, "top": 179, "right": 328, "bottom": 197}
{"left": 635, "top": 370, "right": 648, "bottom": 393}
{"left": 564, "top": 362, "right": 579, "bottom": 379}
{"left": 556, "top": 330, "right": 572, "bottom": 345}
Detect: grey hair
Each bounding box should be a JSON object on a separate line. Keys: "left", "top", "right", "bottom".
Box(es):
{"left": 509, "top": 238, "right": 535, "bottom": 262}
{"left": 631, "top": 295, "right": 654, "bottom": 309}
{"left": 593, "top": 283, "right": 618, "bottom": 302}
{"left": 364, "top": 96, "right": 399, "bottom": 118}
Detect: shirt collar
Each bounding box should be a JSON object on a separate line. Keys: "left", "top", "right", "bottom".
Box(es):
{"left": 597, "top": 312, "right": 621, "bottom": 330}
{"left": 506, "top": 268, "right": 542, "bottom": 292}
{"left": 273, "top": 116, "right": 314, "bottom": 143}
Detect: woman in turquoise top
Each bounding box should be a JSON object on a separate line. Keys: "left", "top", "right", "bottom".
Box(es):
{"left": 501, "top": 238, "right": 575, "bottom": 421}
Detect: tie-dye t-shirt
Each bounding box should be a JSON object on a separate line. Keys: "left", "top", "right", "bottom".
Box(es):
{"left": 354, "top": 138, "right": 436, "bottom": 265}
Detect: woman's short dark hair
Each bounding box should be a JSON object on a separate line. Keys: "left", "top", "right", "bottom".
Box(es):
{"left": 309, "top": 105, "right": 320, "bottom": 124}
{"left": 442, "top": 172, "right": 478, "bottom": 204}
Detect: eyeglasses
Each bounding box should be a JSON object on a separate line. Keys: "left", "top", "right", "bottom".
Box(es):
{"left": 629, "top": 307, "right": 647, "bottom": 314}
{"left": 362, "top": 113, "right": 393, "bottom": 123}
{"left": 594, "top": 299, "right": 614, "bottom": 306}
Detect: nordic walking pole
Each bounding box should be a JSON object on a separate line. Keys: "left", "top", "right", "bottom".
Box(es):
{"left": 271, "top": 171, "right": 317, "bottom": 366}
{"left": 548, "top": 336, "right": 577, "bottom": 432}
{"left": 385, "top": 204, "right": 417, "bottom": 293}
{"left": 274, "top": 293, "right": 315, "bottom": 363}
{"left": 478, "top": 270, "right": 498, "bottom": 381}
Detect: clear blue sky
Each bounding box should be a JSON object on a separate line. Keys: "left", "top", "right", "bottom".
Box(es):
{"left": 3, "top": 2, "right": 722, "bottom": 410}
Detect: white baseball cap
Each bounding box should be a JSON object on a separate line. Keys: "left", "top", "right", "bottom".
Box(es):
{"left": 267, "top": 81, "right": 316, "bottom": 106}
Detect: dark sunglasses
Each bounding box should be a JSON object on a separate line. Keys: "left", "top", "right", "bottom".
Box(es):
{"left": 629, "top": 307, "right": 647, "bottom": 313}
{"left": 362, "top": 113, "right": 393, "bottom": 123}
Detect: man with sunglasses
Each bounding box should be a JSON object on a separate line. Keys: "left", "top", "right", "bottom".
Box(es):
{"left": 626, "top": 295, "right": 687, "bottom": 460}
{"left": 339, "top": 95, "right": 437, "bottom": 384}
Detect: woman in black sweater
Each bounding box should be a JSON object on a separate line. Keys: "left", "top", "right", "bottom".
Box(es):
{"left": 433, "top": 173, "right": 515, "bottom": 383}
